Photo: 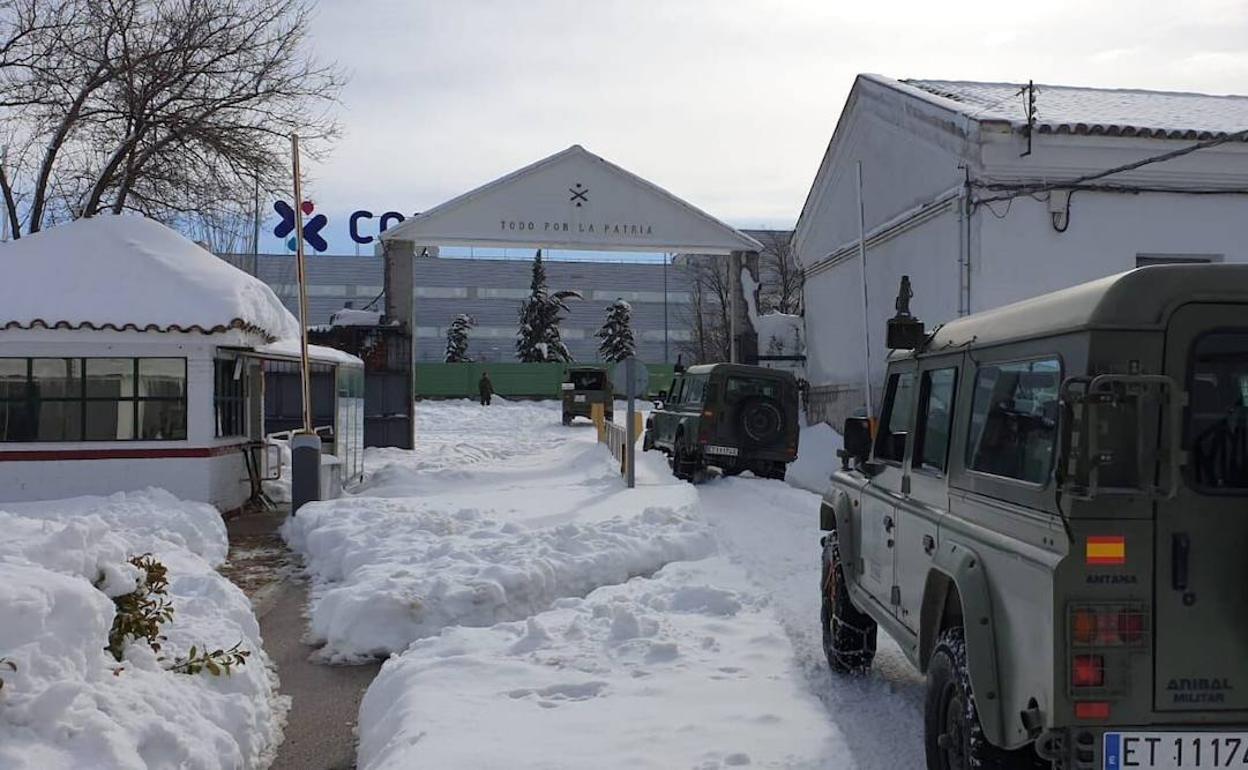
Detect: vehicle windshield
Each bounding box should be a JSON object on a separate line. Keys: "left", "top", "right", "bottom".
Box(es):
{"left": 569, "top": 370, "right": 606, "bottom": 390}
{"left": 1188, "top": 331, "right": 1248, "bottom": 492}
{"left": 724, "top": 375, "right": 781, "bottom": 403}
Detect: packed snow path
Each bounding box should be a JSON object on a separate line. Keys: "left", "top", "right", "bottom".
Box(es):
{"left": 285, "top": 400, "right": 925, "bottom": 768}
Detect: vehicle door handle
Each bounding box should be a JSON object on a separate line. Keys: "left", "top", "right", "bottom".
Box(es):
{"left": 1172, "top": 533, "right": 1190, "bottom": 592}
{"left": 923, "top": 534, "right": 935, "bottom": 555}
{"left": 884, "top": 516, "right": 895, "bottom": 533}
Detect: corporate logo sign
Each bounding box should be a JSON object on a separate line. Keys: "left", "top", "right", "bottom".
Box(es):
{"left": 273, "top": 201, "right": 414, "bottom": 253}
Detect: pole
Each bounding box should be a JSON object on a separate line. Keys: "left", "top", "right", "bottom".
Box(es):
{"left": 291, "top": 135, "right": 313, "bottom": 433}
{"left": 251, "top": 169, "right": 260, "bottom": 275}
{"left": 855, "top": 161, "right": 873, "bottom": 417}
{"left": 289, "top": 133, "right": 321, "bottom": 513}
{"left": 729, "top": 252, "right": 739, "bottom": 364}
{"left": 662, "top": 252, "right": 669, "bottom": 363}
{"left": 625, "top": 356, "right": 636, "bottom": 489}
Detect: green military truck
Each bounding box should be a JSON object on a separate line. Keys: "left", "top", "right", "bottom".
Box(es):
{"left": 820, "top": 265, "right": 1248, "bottom": 769}
{"left": 561, "top": 365, "right": 614, "bottom": 425}
{"left": 645, "top": 363, "right": 799, "bottom": 481}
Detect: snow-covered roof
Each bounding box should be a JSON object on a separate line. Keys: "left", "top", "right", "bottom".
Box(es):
{"left": 254, "top": 338, "right": 363, "bottom": 367}
{"left": 877, "top": 75, "right": 1248, "bottom": 140}
{"left": 0, "top": 215, "right": 301, "bottom": 341}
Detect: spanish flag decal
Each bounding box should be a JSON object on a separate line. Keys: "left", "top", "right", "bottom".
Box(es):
{"left": 1086, "top": 535, "right": 1127, "bottom": 566}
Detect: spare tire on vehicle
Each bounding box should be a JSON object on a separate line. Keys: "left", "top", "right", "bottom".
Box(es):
{"left": 736, "top": 396, "right": 785, "bottom": 447}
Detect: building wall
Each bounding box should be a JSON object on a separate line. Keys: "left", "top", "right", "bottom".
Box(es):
{"left": 0, "top": 329, "right": 255, "bottom": 510}
{"left": 222, "top": 253, "right": 696, "bottom": 363}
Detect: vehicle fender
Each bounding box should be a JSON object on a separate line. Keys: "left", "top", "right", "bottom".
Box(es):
{"left": 820, "top": 488, "right": 860, "bottom": 576}
{"left": 922, "top": 541, "right": 1005, "bottom": 748}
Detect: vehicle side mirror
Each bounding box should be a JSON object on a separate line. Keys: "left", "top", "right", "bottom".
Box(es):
{"left": 839, "top": 417, "right": 873, "bottom": 469}
{"left": 657, "top": 390, "right": 668, "bottom": 400}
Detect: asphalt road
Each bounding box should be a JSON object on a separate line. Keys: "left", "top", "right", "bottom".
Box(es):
{"left": 225, "top": 511, "right": 381, "bottom": 770}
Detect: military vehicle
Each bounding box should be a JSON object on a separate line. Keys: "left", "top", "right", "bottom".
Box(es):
{"left": 645, "top": 363, "right": 799, "bottom": 481}
{"left": 561, "top": 365, "right": 613, "bottom": 425}
{"left": 820, "top": 265, "right": 1248, "bottom": 769}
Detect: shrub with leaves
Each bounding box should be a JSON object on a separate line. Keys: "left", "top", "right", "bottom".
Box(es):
{"left": 106, "top": 554, "right": 175, "bottom": 662}
{"left": 170, "top": 641, "right": 252, "bottom": 677}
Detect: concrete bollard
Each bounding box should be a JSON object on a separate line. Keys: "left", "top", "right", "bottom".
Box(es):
{"left": 291, "top": 432, "right": 322, "bottom": 514}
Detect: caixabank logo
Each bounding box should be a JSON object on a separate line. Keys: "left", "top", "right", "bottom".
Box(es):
{"left": 274, "top": 200, "right": 329, "bottom": 252}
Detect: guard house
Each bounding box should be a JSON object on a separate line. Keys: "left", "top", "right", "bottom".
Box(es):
{"left": 0, "top": 215, "right": 364, "bottom": 512}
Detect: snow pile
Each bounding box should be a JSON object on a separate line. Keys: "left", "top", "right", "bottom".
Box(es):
{"left": 0, "top": 489, "right": 285, "bottom": 770}
{"left": 329, "top": 307, "right": 383, "bottom": 327}
{"left": 0, "top": 214, "right": 299, "bottom": 341}
{"left": 283, "top": 494, "right": 715, "bottom": 662}
{"left": 356, "top": 557, "right": 845, "bottom": 769}
{"left": 786, "top": 418, "right": 843, "bottom": 496}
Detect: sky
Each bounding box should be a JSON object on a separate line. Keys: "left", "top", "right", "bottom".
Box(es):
{"left": 276, "top": 0, "right": 1248, "bottom": 255}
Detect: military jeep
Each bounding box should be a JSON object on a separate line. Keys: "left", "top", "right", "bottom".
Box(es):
{"left": 644, "top": 363, "right": 799, "bottom": 481}
{"left": 820, "top": 264, "right": 1248, "bottom": 769}
{"left": 562, "top": 366, "right": 613, "bottom": 425}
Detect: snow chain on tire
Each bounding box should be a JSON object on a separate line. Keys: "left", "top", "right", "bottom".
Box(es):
{"left": 820, "top": 529, "right": 877, "bottom": 674}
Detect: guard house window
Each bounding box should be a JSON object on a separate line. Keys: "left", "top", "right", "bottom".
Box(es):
{"left": 0, "top": 358, "right": 186, "bottom": 442}
{"left": 214, "top": 357, "right": 247, "bottom": 438}
{"left": 914, "top": 368, "right": 958, "bottom": 473}
{"left": 1188, "top": 330, "right": 1248, "bottom": 492}
{"left": 966, "top": 358, "right": 1060, "bottom": 484}
{"left": 875, "top": 372, "right": 916, "bottom": 463}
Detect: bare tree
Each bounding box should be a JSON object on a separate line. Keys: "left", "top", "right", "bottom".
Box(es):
{"left": 0, "top": 0, "right": 342, "bottom": 238}
{"left": 674, "top": 254, "right": 732, "bottom": 364}
{"left": 749, "top": 229, "right": 802, "bottom": 315}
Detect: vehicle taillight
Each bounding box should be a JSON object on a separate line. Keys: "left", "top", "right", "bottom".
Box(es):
{"left": 1072, "top": 655, "right": 1105, "bottom": 688}
{"left": 1069, "top": 603, "right": 1148, "bottom": 647}
{"left": 1074, "top": 701, "right": 1111, "bottom": 720}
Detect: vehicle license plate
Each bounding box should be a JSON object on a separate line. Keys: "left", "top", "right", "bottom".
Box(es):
{"left": 574, "top": 395, "right": 586, "bottom": 402}
{"left": 705, "top": 445, "right": 738, "bottom": 457}
{"left": 1105, "top": 732, "right": 1248, "bottom": 768}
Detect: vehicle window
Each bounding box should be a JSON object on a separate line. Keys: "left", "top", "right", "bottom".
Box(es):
{"left": 966, "top": 358, "right": 1060, "bottom": 484}
{"left": 875, "top": 372, "right": 916, "bottom": 462}
{"left": 683, "top": 375, "right": 707, "bottom": 405}
{"left": 724, "top": 376, "right": 780, "bottom": 403}
{"left": 914, "top": 367, "right": 957, "bottom": 473}
{"left": 1188, "top": 330, "right": 1248, "bottom": 491}
{"left": 570, "top": 370, "right": 606, "bottom": 390}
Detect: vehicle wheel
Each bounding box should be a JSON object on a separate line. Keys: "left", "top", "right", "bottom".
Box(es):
{"left": 562, "top": 412, "right": 572, "bottom": 426}
{"left": 925, "top": 628, "right": 1036, "bottom": 770}
{"left": 736, "top": 396, "right": 785, "bottom": 447}
{"left": 721, "top": 466, "right": 744, "bottom": 477}
{"left": 670, "top": 441, "right": 701, "bottom": 483}
{"left": 821, "top": 531, "right": 877, "bottom": 673}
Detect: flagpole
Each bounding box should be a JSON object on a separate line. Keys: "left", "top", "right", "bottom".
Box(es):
{"left": 291, "top": 133, "right": 313, "bottom": 434}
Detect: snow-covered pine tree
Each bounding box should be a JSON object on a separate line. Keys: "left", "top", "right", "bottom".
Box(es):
{"left": 444, "top": 314, "right": 476, "bottom": 362}
{"left": 516, "top": 250, "right": 581, "bottom": 362}
{"left": 596, "top": 298, "right": 636, "bottom": 362}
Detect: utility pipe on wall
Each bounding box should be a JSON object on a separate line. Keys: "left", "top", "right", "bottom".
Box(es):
{"left": 855, "top": 161, "right": 873, "bottom": 417}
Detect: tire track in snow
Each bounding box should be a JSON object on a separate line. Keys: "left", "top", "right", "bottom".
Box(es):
{"left": 695, "top": 475, "right": 927, "bottom": 770}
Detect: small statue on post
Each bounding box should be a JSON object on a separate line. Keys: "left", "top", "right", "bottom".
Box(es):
{"left": 886, "top": 275, "right": 926, "bottom": 350}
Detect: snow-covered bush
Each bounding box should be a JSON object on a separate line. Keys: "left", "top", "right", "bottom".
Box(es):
{"left": 596, "top": 298, "right": 636, "bottom": 362}
{"left": 444, "top": 313, "right": 476, "bottom": 362}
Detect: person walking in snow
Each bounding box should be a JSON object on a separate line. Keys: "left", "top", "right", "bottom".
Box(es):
{"left": 478, "top": 371, "right": 494, "bottom": 406}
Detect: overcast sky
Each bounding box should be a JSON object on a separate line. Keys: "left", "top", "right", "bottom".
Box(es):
{"left": 284, "top": 0, "right": 1248, "bottom": 254}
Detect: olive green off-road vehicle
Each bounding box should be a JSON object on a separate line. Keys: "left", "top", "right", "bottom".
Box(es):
{"left": 562, "top": 366, "right": 613, "bottom": 425}
{"left": 644, "top": 363, "right": 799, "bottom": 481}
{"left": 821, "top": 264, "right": 1248, "bottom": 770}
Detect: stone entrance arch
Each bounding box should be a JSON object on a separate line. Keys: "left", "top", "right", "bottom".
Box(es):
{"left": 380, "top": 144, "right": 762, "bottom": 365}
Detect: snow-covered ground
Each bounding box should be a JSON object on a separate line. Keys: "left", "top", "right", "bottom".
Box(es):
{"left": 0, "top": 489, "right": 286, "bottom": 770}
{"left": 285, "top": 399, "right": 925, "bottom": 768}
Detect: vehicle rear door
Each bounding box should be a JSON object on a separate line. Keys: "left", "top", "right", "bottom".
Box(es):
{"left": 1155, "top": 303, "right": 1248, "bottom": 712}
{"left": 858, "top": 363, "right": 917, "bottom": 614}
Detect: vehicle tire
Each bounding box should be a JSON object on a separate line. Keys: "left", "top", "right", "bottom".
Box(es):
{"left": 562, "top": 412, "right": 572, "bottom": 426}
{"left": 821, "top": 531, "right": 877, "bottom": 674}
{"left": 736, "top": 396, "right": 785, "bottom": 447}
{"left": 721, "top": 466, "right": 744, "bottom": 477}
{"left": 925, "top": 628, "right": 1038, "bottom": 770}
{"left": 765, "top": 462, "right": 787, "bottom": 481}
{"left": 670, "top": 441, "right": 701, "bottom": 483}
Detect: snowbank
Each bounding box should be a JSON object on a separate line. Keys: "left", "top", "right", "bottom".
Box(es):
{"left": 0, "top": 214, "right": 299, "bottom": 341}
{"left": 356, "top": 557, "right": 845, "bottom": 769}
{"left": 0, "top": 489, "right": 285, "bottom": 770}
{"left": 283, "top": 493, "right": 715, "bottom": 663}
{"left": 785, "top": 419, "right": 843, "bottom": 496}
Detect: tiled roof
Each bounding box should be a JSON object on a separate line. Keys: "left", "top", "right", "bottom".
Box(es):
{"left": 892, "top": 77, "right": 1248, "bottom": 140}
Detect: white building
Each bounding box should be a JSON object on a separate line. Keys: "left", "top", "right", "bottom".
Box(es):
{"left": 793, "top": 74, "right": 1248, "bottom": 425}
{"left": 0, "top": 215, "right": 363, "bottom": 511}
